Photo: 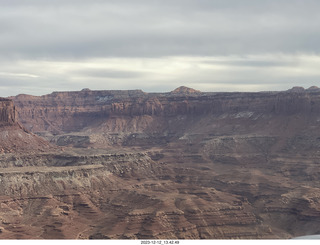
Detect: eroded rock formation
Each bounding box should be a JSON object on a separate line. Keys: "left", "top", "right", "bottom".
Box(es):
{"left": 0, "top": 98, "right": 15, "bottom": 125}
{"left": 0, "top": 98, "right": 53, "bottom": 154}
{"left": 1, "top": 86, "right": 320, "bottom": 239}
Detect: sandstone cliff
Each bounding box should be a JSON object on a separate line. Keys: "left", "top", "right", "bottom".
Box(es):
{"left": 11, "top": 86, "right": 320, "bottom": 149}
{"left": 2, "top": 86, "right": 320, "bottom": 239}
{"left": 0, "top": 98, "right": 53, "bottom": 153}
{"left": 0, "top": 98, "right": 15, "bottom": 126}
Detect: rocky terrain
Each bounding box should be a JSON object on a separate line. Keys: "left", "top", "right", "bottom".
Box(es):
{"left": 0, "top": 99, "right": 15, "bottom": 126}
{"left": 1, "top": 86, "right": 320, "bottom": 239}
{"left": 0, "top": 99, "right": 52, "bottom": 154}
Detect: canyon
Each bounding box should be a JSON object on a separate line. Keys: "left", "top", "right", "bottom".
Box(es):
{"left": 0, "top": 86, "right": 320, "bottom": 239}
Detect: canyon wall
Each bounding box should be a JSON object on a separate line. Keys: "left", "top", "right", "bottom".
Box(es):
{"left": 0, "top": 98, "right": 15, "bottom": 126}
{"left": 12, "top": 87, "right": 320, "bottom": 135}
{"left": 2, "top": 86, "right": 320, "bottom": 239}
{"left": 11, "top": 86, "right": 320, "bottom": 150}
{"left": 0, "top": 98, "right": 53, "bottom": 154}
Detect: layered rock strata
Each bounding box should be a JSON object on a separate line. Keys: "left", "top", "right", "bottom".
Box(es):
{"left": 0, "top": 98, "right": 52, "bottom": 153}
{"left": 0, "top": 98, "right": 15, "bottom": 126}
{"left": 1, "top": 86, "right": 320, "bottom": 239}
{"left": 12, "top": 87, "right": 320, "bottom": 136}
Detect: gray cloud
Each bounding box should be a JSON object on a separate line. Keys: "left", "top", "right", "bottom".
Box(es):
{"left": 0, "top": 0, "right": 320, "bottom": 96}
{"left": 203, "top": 59, "right": 299, "bottom": 68}
{"left": 1, "top": 0, "right": 320, "bottom": 59}
{"left": 72, "top": 68, "right": 146, "bottom": 79}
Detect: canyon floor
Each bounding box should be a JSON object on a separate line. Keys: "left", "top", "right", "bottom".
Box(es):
{"left": 1, "top": 86, "right": 320, "bottom": 239}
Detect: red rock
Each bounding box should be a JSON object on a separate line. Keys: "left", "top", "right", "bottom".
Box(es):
{"left": 1, "top": 86, "right": 320, "bottom": 239}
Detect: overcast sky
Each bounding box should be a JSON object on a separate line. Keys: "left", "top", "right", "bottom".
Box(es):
{"left": 1, "top": 0, "right": 320, "bottom": 96}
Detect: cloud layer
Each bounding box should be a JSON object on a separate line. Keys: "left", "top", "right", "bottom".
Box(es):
{"left": 0, "top": 0, "right": 320, "bottom": 96}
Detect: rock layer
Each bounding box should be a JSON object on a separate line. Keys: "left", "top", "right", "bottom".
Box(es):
{"left": 12, "top": 88, "right": 320, "bottom": 136}
{"left": 1, "top": 86, "right": 320, "bottom": 239}
{"left": 0, "top": 98, "right": 15, "bottom": 126}
{"left": 0, "top": 97, "right": 53, "bottom": 153}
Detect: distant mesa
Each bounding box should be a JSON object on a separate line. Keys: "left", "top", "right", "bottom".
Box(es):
{"left": 171, "top": 86, "right": 201, "bottom": 94}
{"left": 287, "top": 86, "right": 320, "bottom": 93}
{"left": 306, "top": 86, "right": 320, "bottom": 92}
{"left": 81, "top": 88, "right": 91, "bottom": 92}
{"left": 287, "top": 86, "right": 305, "bottom": 93}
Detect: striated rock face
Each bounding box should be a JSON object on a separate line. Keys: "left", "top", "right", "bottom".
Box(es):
{"left": 12, "top": 90, "right": 148, "bottom": 134}
{"left": 12, "top": 87, "right": 320, "bottom": 134}
{"left": 0, "top": 98, "right": 53, "bottom": 153}
{"left": 0, "top": 98, "right": 15, "bottom": 126}
{"left": 11, "top": 86, "right": 320, "bottom": 149}
{"left": 2, "top": 86, "right": 320, "bottom": 239}
{"left": 0, "top": 149, "right": 279, "bottom": 239}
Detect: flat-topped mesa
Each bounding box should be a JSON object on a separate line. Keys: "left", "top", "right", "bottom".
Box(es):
{"left": 286, "top": 86, "right": 320, "bottom": 93}
{"left": 11, "top": 85, "right": 320, "bottom": 134}
{"left": 286, "top": 86, "right": 305, "bottom": 93}
{"left": 0, "top": 98, "right": 15, "bottom": 126}
{"left": 306, "top": 86, "right": 320, "bottom": 92}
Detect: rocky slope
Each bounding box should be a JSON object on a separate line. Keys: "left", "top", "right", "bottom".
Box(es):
{"left": 0, "top": 98, "right": 52, "bottom": 153}
{"left": 1, "top": 86, "right": 320, "bottom": 239}
{"left": 0, "top": 148, "right": 281, "bottom": 239}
